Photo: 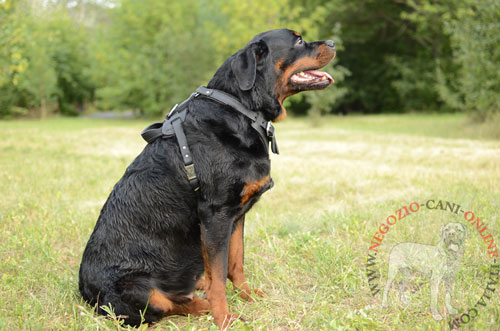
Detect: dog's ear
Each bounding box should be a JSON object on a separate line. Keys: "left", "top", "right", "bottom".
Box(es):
{"left": 231, "top": 40, "right": 269, "bottom": 91}
{"left": 460, "top": 223, "right": 469, "bottom": 239}
{"left": 439, "top": 223, "right": 446, "bottom": 238}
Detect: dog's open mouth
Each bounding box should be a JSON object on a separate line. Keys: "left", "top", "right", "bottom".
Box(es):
{"left": 290, "top": 70, "right": 334, "bottom": 88}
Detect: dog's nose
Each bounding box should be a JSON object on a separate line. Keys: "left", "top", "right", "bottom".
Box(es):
{"left": 325, "top": 40, "right": 335, "bottom": 49}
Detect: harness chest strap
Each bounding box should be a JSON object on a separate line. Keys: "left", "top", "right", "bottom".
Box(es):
{"left": 171, "top": 116, "right": 200, "bottom": 191}
{"left": 141, "top": 86, "right": 279, "bottom": 192}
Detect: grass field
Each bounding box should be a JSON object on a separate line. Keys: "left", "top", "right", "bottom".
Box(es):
{"left": 0, "top": 114, "right": 499, "bottom": 330}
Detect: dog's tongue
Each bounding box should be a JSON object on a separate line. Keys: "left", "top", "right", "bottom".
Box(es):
{"left": 306, "top": 70, "right": 334, "bottom": 83}
{"left": 291, "top": 70, "right": 334, "bottom": 84}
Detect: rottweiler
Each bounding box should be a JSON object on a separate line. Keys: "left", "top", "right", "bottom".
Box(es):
{"left": 79, "top": 28, "right": 335, "bottom": 330}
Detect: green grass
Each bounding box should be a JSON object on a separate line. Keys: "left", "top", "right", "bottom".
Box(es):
{"left": 0, "top": 114, "right": 499, "bottom": 330}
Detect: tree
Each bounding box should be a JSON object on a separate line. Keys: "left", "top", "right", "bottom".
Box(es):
{"left": 0, "top": 0, "right": 95, "bottom": 117}
{"left": 0, "top": 0, "right": 32, "bottom": 117}
{"left": 46, "top": 9, "right": 95, "bottom": 116}
{"left": 93, "top": 0, "right": 217, "bottom": 115}
{"left": 2, "top": 0, "right": 498, "bottom": 119}
{"left": 445, "top": 0, "right": 500, "bottom": 119}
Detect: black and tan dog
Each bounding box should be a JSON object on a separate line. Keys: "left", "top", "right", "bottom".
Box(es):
{"left": 79, "top": 29, "right": 335, "bottom": 329}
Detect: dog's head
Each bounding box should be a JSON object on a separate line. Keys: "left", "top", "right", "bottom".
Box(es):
{"left": 439, "top": 222, "right": 468, "bottom": 254}
{"left": 208, "top": 29, "right": 336, "bottom": 122}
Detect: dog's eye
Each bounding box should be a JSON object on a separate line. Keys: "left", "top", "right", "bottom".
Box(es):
{"left": 296, "top": 37, "right": 304, "bottom": 46}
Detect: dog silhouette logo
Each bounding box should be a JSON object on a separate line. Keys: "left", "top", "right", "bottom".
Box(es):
{"left": 381, "top": 222, "right": 468, "bottom": 320}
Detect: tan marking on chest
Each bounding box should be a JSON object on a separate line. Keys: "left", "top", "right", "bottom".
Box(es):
{"left": 240, "top": 175, "right": 270, "bottom": 205}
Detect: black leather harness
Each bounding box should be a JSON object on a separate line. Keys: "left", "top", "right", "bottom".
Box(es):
{"left": 141, "top": 86, "right": 279, "bottom": 192}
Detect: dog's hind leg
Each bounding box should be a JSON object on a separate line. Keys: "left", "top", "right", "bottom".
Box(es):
{"left": 110, "top": 275, "right": 165, "bottom": 326}
{"left": 382, "top": 263, "right": 398, "bottom": 308}
{"left": 149, "top": 289, "right": 210, "bottom": 317}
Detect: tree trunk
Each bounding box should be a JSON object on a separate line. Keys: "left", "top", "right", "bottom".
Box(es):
{"left": 39, "top": 71, "right": 47, "bottom": 119}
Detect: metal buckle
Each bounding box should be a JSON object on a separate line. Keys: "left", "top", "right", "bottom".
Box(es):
{"left": 266, "top": 121, "right": 274, "bottom": 137}
{"left": 167, "top": 104, "right": 179, "bottom": 119}
{"left": 185, "top": 164, "right": 197, "bottom": 180}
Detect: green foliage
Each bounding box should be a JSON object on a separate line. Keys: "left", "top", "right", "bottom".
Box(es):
{"left": 0, "top": 0, "right": 94, "bottom": 117}
{"left": 0, "top": 0, "right": 29, "bottom": 117}
{"left": 94, "top": 0, "right": 218, "bottom": 115}
{"left": 203, "top": 0, "right": 289, "bottom": 63}
{"left": 327, "top": 0, "right": 451, "bottom": 112}
{"left": 331, "top": 0, "right": 499, "bottom": 117}
{"left": 446, "top": 0, "right": 500, "bottom": 119}
{"left": 1, "top": 0, "right": 499, "bottom": 119}
{"left": 48, "top": 13, "right": 95, "bottom": 116}
{"left": 93, "top": 0, "right": 349, "bottom": 116}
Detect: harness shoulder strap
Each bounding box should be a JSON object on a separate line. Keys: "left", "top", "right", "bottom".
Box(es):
{"left": 196, "top": 86, "right": 258, "bottom": 121}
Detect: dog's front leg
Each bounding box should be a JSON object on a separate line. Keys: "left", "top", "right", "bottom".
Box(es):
{"left": 444, "top": 279, "right": 458, "bottom": 315}
{"left": 228, "top": 216, "right": 264, "bottom": 301}
{"left": 200, "top": 213, "right": 242, "bottom": 330}
{"left": 430, "top": 272, "right": 443, "bottom": 320}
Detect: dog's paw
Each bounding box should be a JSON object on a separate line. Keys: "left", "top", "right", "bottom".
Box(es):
{"left": 239, "top": 288, "right": 266, "bottom": 301}
{"left": 253, "top": 288, "right": 266, "bottom": 298}
{"left": 431, "top": 311, "right": 443, "bottom": 321}
{"left": 216, "top": 313, "right": 246, "bottom": 330}
{"left": 189, "top": 297, "right": 210, "bottom": 316}
{"left": 399, "top": 293, "right": 410, "bottom": 305}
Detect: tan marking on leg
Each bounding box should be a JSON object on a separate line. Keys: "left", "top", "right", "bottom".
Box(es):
{"left": 228, "top": 218, "right": 265, "bottom": 301}
{"left": 201, "top": 237, "right": 239, "bottom": 329}
{"left": 228, "top": 219, "right": 250, "bottom": 298}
